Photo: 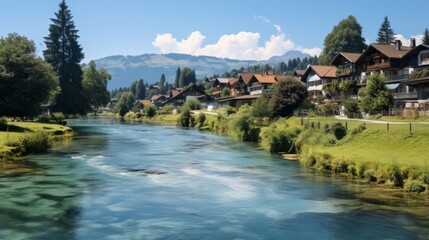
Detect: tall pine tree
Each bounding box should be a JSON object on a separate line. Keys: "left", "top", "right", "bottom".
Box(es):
{"left": 376, "top": 16, "right": 395, "bottom": 45}
{"left": 422, "top": 28, "right": 429, "bottom": 45}
{"left": 175, "top": 67, "right": 181, "bottom": 88}
{"left": 44, "top": 0, "right": 87, "bottom": 115}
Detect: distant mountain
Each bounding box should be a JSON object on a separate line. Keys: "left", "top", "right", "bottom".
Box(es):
{"left": 268, "top": 50, "right": 311, "bottom": 64}
{"left": 94, "top": 51, "right": 310, "bottom": 90}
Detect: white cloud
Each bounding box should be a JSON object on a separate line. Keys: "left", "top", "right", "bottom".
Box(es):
{"left": 152, "top": 31, "right": 206, "bottom": 55}
{"left": 394, "top": 34, "right": 423, "bottom": 46}
{"left": 273, "top": 24, "right": 282, "bottom": 33}
{"left": 253, "top": 15, "right": 270, "bottom": 23}
{"left": 152, "top": 29, "right": 322, "bottom": 60}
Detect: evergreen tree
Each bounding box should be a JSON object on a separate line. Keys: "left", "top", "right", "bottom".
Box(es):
{"left": 136, "top": 79, "right": 146, "bottom": 100}
{"left": 175, "top": 66, "right": 181, "bottom": 88}
{"left": 159, "top": 74, "right": 166, "bottom": 94}
{"left": 318, "top": 15, "right": 367, "bottom": 65}
{"left": 376, "top": 16, "right": 395, "bottom": 45}
{"left": 44, "top": 0, "right": 86, "bottom": 115}
{"left": 422, "top": 28, "right": 429, "bottom": 45}
{"left": 130, "top": 81, "right": 138, "bottom": 97}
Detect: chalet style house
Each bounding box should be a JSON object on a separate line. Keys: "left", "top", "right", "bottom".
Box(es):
{"left": 211, "top": 77, "right": 231, "bottom": 97}
{"left": 301, "top": 65, "right": 338, "bottom": 101}
{"left": 163, "top": 84, "right": 213, "bottom": 107}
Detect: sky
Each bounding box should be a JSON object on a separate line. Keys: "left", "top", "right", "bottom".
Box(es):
{"left": 1, "top": 0, "right": 428, "bottom": 62}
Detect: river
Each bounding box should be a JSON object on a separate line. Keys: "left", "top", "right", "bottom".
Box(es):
{"left": 1, "top": 117, "right": 428, "bottom": 239}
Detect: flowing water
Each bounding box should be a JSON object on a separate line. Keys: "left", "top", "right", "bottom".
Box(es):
{"left": 1, "top": 117, "right": 429, "bottom": 240}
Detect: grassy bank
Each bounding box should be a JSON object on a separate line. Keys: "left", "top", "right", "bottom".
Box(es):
{"left": 0, "top": 120, "right": 73, "bottom": 160}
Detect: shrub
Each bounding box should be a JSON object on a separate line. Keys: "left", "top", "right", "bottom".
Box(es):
{"left": 36, "top": 114, "right": 51, "bottom": 123}
{"left": 344, "top": 99, "right": 360, "bottom": 117}
{"left": 184, "top": 99, "right": 201, "bottom": 110}
{"left": 158, "top": 104, "right": 174, "bottom": 114}
{"left": 364, "top": 169, "right": 377, "bottom": 182}
{"left": 144, "top": 104, "right": 157, "bottom": 118}
{"left": 389, "top": 164, "right": 404, "bottom": 187}
{"left": 52, "top": 112, "right": 65, "bottom": 121}
{"left": 404, "top": 180, "right": 426, "bottom": 193}
{"left": 224, "top": 106, "right": 237, "bottom": 116}
{"left": 7, "top": 131, "right": 52, "bottom": 155}
{"left": 228, "top": 105, "right": 259, "bottom": 141}
{"left": 0, "top": 118, "right": 8, "bottom": 130}
{"left": 260, "top": 118, "right": 301, "bottom": 153}
{"left": 178, "top": 105, "right": 192, "bottom": 127}
{"left": 196, "top": 113, "right": 206, "bottom": 128}
{"left": 329, "top": 122, "right": 347, "bottom": 140}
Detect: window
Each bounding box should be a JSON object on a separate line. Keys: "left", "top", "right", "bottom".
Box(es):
{"left": 419, "top": 50, "right": 429, "bottom": 65}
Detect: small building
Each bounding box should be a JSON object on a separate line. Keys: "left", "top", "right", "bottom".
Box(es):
{"left": 235, "top": 72, "right": 254, "bottom": 96}
{"left": 163, "top": 84, "right": 213, "bottom": 107}
{"left": 151, "top": 94, "right": 167, "bottom": 108}
{"left": 302, "top": 65, "right": 338, "bottom": 101}
{"left": 330, "top": 52, "right": 363, "bottom": 99}
{"left": 248, "top": 74, "right": 277, "bottom": 95}
{"left": 211, "top": 77, "right": 230, "bottom": 97}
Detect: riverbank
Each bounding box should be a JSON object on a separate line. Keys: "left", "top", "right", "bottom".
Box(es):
{"left": 136, "top": 112, "right": 429, "bottom": 196}
{"left": 0, "top": 120, "right": 73, "bottom": 160}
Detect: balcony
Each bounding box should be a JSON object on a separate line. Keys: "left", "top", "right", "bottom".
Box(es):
{"left": 386, "top": 74, "right": 409, "bottom": 82}
{"left": 392, "top": 92, "right": 417, "bottom": 100}
{"left": 356, "top": 76, "right": 368, "bottom": 85}
{"left": 366, "top": 62, "right": 391, "bottom": 71}
{"left": 336, "top": 68, "right": 353, "bottom": 77}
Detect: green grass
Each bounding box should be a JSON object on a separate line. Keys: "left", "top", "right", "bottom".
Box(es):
{"left": 0, "top": 121, "right": 72, "bottom": 159}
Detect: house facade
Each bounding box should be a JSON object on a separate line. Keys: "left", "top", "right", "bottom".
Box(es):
{"left": 302, "top": 65, "right": 338, "bottom": 101}
{"left": 163, "top": 84, "right": 213, "bottom": 107}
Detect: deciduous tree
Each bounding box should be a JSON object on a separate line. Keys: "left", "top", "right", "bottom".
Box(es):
{"left": 318, "top": 16, "right": 367, "bottom": 65}
{"left": 358, "top": 73, "right": 393, "bottom": 114}
{"left": 268, "top": 77, "right": 308, "bottom": 118}
{"left": 82, "top": 61, "right": 111, "bottom": 113}
{"left": 0, "top": 33, "right": 59, "bottom": 118}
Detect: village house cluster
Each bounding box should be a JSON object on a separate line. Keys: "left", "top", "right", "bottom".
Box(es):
{"left": 111, "top": 39, "right": 429, "bottom": 116}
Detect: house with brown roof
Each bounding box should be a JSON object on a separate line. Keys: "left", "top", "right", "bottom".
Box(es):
{"left": 356, "top": 40, "right": 416, "bottom": 106}
{"left": 330, "top": 52, "right": 363, "bottom": 99}
{"left": 163, "top": 84, "right": 213, "bottom": 107}
{"left": 211, "top": 77, "right": 230, "bottom": 97}
{"left": 227, "top": 78, "right": 238, "bottom": 96}
{"left": 402, "top": 44, "right": 429, "bottom": 108}
{"left": 151, "top": 94, "right": 167, "bottom": 107}
{"left": 302, "top": 65, "right": 338, "bottom": 101}
{"left": 235, "top": 72, "right": 253, "bottom": 96}
{"left": 247, "top": 73, "right": 278, "bottom": 95}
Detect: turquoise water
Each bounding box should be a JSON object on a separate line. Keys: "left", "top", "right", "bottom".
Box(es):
{"left": 1, "top": 117, "right": 429, "bottom": 239}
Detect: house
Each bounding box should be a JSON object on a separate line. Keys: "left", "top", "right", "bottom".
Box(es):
{"left": 302, "top": 65, "right": 338, "bottom": 101}
{"left": 356, "top": 40, "right": 415, "bottom": 107}
{"left": 227, "top": 78, "right": 238, "bottom": 96}
{"left": 163, "top": 84, "right": 213, "bottom": 107}
{"left": 211, "top": 77, "right": 230, "bottom": 97}
{"left": 235, "top": 72, "right": 254, "bottom": 96}
{"left": 151, "top": 94, "right": 167, "bottom": 108}
{"left": 402, "top": 43, "right": 429, "bottom": 109}
{"left": 134, "top": 99, "right": 151, "bottom": 110}
{"left": 293, "top": 70, "right": 306, "bottom": 80}
{"left": 330, "top": 52, "right": 363, "bottom": 99}
{"left": 247, "top": 73, "right": 277, "bottom": 95}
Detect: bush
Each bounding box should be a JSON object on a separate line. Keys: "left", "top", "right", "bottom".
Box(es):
{"left": 260, "top": 118, "right": 301, "bottom": 153}
{"left": 228, "top": 105, "right": 259, "bottom": 141}
{"left": 158, "top": 104, "right": 174, "bottom": 114}
{"left": 196, "top": 113, "right": 206, "bottom": 128}
{"left": 7, "top": 131, "right": 52, "bottom": 154}
{"left": 404, "top": 180, "right": 426, "bottom": 193}
{"left": 329, "top": 122, "right": 347, "bottom": 140}
{"left": 0, "top": 118, "right": 8, "bottom": 130}
{"left": 184, "top": 99, "right": 201, "bottom": 110}
{"left": 224, "top": 106, "right": 237, "bottom": 116}
{"left": 389, "top": 164, "right": 404, "bottom": 187}
{"left": 178, "top": 105, "right": 192, "bottom": 127}
{"left": 364, "top": 169, "right": 377, "bottom": 182}
{"left": 344, "top": 99, "right": 360, "bottom": 117}
{"left": 36, "top": 114, "right": 51, "bottom": 123}
{"left": 52, "top": 112, "right": 65, "bottom": 121}
{"left": 144, "top": 104, "right": 157, "bottom": 118}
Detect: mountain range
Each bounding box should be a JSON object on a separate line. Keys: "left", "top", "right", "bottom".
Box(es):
{"left": 94, "top": 50, "right": 311, "bottom": 90}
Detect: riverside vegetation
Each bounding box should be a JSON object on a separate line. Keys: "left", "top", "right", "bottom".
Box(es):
{"left": 123, "top": 100, "right": 429, "bottom": 196}
{"left": 0, "top": 116, "right": 73, "bottom": 161}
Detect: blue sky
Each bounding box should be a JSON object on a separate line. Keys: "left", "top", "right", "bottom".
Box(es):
{"left": 1, "top": 0, "right": 428, "bottom": 62}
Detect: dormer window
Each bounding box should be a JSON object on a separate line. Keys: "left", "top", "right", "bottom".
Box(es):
{"left": 419, "top": 50, "right": 429, "bottom": 65}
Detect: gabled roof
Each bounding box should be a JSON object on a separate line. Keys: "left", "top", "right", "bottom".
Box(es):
{"left": 151, "top": 94, "right": 167, "bottom": 101}
{"left": 402, "top": 44, "right": 429, "bottom": 60}
{"left": 252, "top": 74, "right": 277, "bottom": 84}
{"left": 164, "top": 84, "right": 213, "bottom": 105}
{"left": 274, "top": 74, "right": 290, "bottom": 82}
{"left": 227, "top": 78, "right": 238, "bottom": 87}
{"left": 135, "top": 99, "right": 151, "bottom": 106}
{"left": 293, "top": 70, "right": 306, "bottom": 77}
{"left": 357, "top": 44, "right": 411, "bottom": 62}
{"left": 238, "top": 72, "right": 254, "bottom": 85}
{"left": 170, "top": 89, "right": 182, "bottom": 98}
{"left": 302, "top": 65, "right": 337, "bottom": 80}
{"left": 214, "top": 77, "right": 230, "bottom": 84}
{"left": 330, "top": 52, "right": 361, "bottom": 65}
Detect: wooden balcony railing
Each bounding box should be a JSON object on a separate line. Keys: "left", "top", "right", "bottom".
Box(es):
{"left": 336, "top": 68, "right": 353, "bottom": 76}
{"left": 366, "top": 62, "right": 391, "bottom": 71}
{"left": 392, "top": 92, "right": 417, "bottom": 99}
{"left": 386, "top": 74, "right": 409, "bottom": 82}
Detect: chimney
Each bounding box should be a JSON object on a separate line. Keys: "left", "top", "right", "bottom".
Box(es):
{"left": 396, "top": 40, "right": 402, "bottom": 51}
{"left": 410, "top": 38, "right": 416, "bottom": 48}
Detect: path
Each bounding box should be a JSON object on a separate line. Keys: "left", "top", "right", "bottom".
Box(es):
{"left": 334, "top": 116, "right": 429, "bottom": 125}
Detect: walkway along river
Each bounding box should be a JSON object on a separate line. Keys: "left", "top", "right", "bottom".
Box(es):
{"left": 1, "top": 117, "right": 428, "bottom": 239}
